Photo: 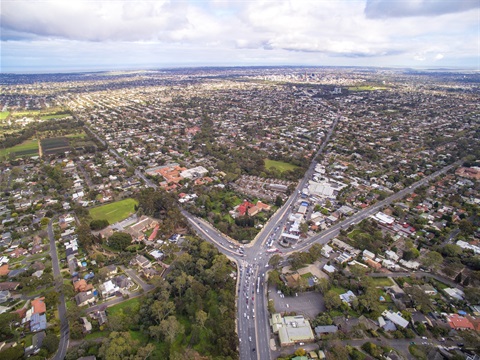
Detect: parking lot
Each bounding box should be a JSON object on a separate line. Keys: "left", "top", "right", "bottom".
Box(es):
{"left": 268, "top": 285, "right": 325, "bottom": 319}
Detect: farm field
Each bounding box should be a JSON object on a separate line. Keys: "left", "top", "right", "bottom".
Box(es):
{"left": 89, "top": 198, "right": 138, "bottom": 224}
{"left": 40, "top": 137, "right": 70, "bottom": 156}
{"left": 0, "top": 139, "right": 39, "bottom": 160}
{"left": 264, "top": 159, "right": 299, "bottom": 172}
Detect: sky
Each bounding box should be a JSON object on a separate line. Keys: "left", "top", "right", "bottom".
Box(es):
{"left": 1, "top": 0, "right": 479, "bottom": 73}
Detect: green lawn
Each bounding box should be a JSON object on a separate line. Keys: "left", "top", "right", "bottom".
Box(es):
{"left": 264, "top": 159, "right": 299, "bottom": 172}
{"left": 65, "top": 132, "right": 87, "bottom": 139}
{"left": 107, "top": 297, "right": 141, "bottom": 317}
{"left": 11, "top": 110, "right": 41, "bottom": 117}
{"left": 0, "top": 111, "right": 10, "bottom": 120}
{"left": 371, "top": 277, "right": 394, "bottom": 287}
{"left": 89, "top": 198, "right": 138, "bottom": 224}
{"left": 330, "top": 286, "right": 347, "bottom": 295}
{"left": 40, "top": 113, "right": 72, "bottom": 120}
{"left": 0, "top": 138, "right": 39, "bottom": 159}
{"left": 85, "top": 330, "right": 110, "bottom": 340}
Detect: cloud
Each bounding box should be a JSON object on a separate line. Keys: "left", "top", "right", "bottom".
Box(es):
{"left": 1, "top": 0, "right": 478, "bottom": 70}
{"left": 365, "top": 0, "right": 480, "bottom": 18}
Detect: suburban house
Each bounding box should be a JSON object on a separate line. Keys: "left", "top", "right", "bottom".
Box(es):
{"left": 130, "top": 254, "right": 151, "bottom": 269}
{"left": 75, "top": 291, "right": 96, "bottom": 307}
{"left": 98, "top": 280, "right": 119, "bottom": 298}
{"left": 74, "top": 279, "right": 94, "bottom": 293}
{"left": 447, "top": 314, "right": 475, "bottom": 330}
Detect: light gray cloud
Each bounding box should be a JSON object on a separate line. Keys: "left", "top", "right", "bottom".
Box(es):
{"left": 365, "top": 0, "right": 480, "bottom": 18}
{"left": 1, "top": 0, "right": 478, "bottom": 71}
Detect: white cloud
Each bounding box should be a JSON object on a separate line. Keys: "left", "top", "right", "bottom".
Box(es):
{"left": 1, "top": 0, "right": 478, "bottom": 70}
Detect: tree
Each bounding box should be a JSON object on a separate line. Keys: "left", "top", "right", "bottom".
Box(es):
{"left": 316, "top": 278, "right": 330, "bottom": 294}
{"left": 268, "top": 254, "right": 282, "bottom": 268}
{"left": 42, "top": 333, "right": 59, "bottom": 355}
{"left": 159, "top": 316, "right": 184, "bottom": 344}
{"left": 421, "top": 251, "right": 443, "bottom": 270}
{"left": 275, "top": 195, "right": 283, "bottom": 207}
{"left": 0, "top": 346, "right": 23, "bottom": 360}
{"left": 90, "top": 219, "right": 109, "bottom": 231}
{"left": 328, "top": 341, "right": 349, "bottom": 360}
{"left": 108, "top": 232, "right": 133, "bottom": 251}
{"left": 324, "top": 290, "right": 342, "bottom": 310}
{"left": 98, "top": 331, "right": 139, "bottom": 360}
{"left": 403, "top": 247, "right": 420, "bottom": 261}
{"left": 0, "top": 312, "right": 20, "bottom": 341}
{"left": 441, "top": 244, "right": 462, "bottom": 257}
{"left": 294, "top": 348, "right": 306, "bottom": 356}
{"left": 308, "top": 243, "right": 323, "bottom": 261}
{"left": 44, "top": 290, "right": 60, "bottom": 309}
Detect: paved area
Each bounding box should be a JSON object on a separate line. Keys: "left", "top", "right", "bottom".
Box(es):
{"left": 268, "top": 285, "right": 325, "bottom": 319}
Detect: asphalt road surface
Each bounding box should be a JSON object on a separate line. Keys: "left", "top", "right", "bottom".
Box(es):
{"left": 48, "top": 219, "right": 69, "bottom": 360}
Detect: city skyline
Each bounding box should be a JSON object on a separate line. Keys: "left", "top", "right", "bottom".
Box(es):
{"left": 1, "top": 0, "right": 479, "bottom": 73}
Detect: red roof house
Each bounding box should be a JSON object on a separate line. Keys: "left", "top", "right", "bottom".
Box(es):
{"left": 447, "top": 314, "right": 475, "bottom": 330}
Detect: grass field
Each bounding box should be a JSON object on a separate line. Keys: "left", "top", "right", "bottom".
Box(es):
{"left": 0, "top": 111, "right": 10, "bottom": 120}
{"left": 11, "top": 110, "right": 42, "bottom": 117}
{"left": 107, "top": 297, "right": 141, "bottom": 317}
{"left": 89, "top": 198, "right": 138, "bottom": 224}
{"left": 265, "top": 159, "right": 299, "bottom": 172}
{"left": 347, "top": 85, "right": 387, "bottom": 91}
{"left": 0, "top": 139, "right": 39, "bottom": 159}
{"left": 371, "top": 277, "right": 394, "bottom": 287}
{"left": 65, "top": 132, "right": 87, "bottom": 139}
{"left": 40, "top": 113, "right": 72, "bottom": 120}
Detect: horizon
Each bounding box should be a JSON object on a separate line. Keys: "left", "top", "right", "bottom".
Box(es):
{"left": 2, "top": 64, "right": 480, "bottom": 76}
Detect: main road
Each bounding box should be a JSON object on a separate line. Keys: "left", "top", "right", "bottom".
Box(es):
{"left": 48, "top": 219, "right": 69, "bottom": 360}
{"left": 86, "top": 120, "right": 461, "bottom": 360}
{"left": 183, "top": 157, "right": 461, "bottom": 360}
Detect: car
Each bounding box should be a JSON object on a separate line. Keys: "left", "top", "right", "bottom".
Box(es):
{"left": 421, "top": 336, "right": 427, "bottom": 340}
{"left": 299, "top": 342, "right": 304, "bottom": 346}
{"left": 252, "top": 348, "right": 256, "bottom": 352}
{"left": 249, "top": 336, "right": 252, "bottom": 342}
{"left": 410, "top": 342, "right": 415, "bottom": 345}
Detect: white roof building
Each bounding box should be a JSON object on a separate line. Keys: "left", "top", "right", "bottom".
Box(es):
{"left": 373, "top": 212, "right": 395, "bottom": 225}
{"left": 382, "top": 310, "right": 409, "bottom": 328}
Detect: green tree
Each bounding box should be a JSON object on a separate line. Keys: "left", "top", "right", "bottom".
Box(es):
{"left": 0, "top": 346, "right": 23, "bottom": 360}
{"left": 316, "top": 278, "right": 330, "bottom": 294}
{"left": 441, "top": 244, "right": 462, "bottom": 257}
{"left": 275, "top": 195, "right": 283, "bottom": 207}
{"left": 159, "top": 316, "right": 184, "bottom": 344}
{"left": 0, "top": 312, "right": 20, "bottom": 341}
{"left": 98, "top": 331, "right": 139, "bottom": 360}
{"left": 324, "top": 290, "right": 342, "bottom": 310}
{"left": 421, "top": 251, "right": 443, "bottom": 270}
{"left": 42, "top": 333, "right": 59, "bottom": 355}
{"left": 308, "top": 243, "right": 323, "bottom": 261}
{"left": 108, "top": 232, "right": 133, "bottom": 251}
{"left": 90, "top": 219, "right": 109, "bottom": 231}
{"left": 329, "top": 341, "right": 349, "bottom": 360}
{"left": 268, "top": 254, "right": 282, "bottom": 268}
